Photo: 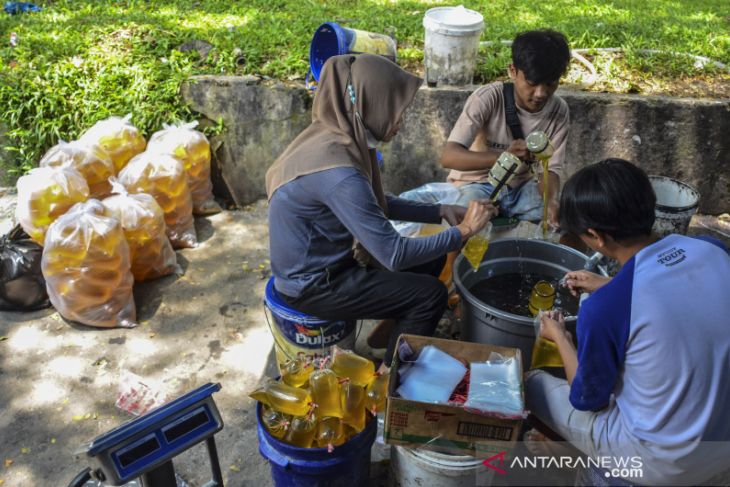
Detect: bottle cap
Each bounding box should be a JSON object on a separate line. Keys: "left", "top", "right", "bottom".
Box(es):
{"left": 526, "top": 131, "right": 549, "bottom": 153}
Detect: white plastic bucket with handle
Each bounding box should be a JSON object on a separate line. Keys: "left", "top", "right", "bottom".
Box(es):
{"left": 391, "top": 445, "right": 495, "bottom": 486}
{"left": 423, "top": 6, "right": 484, "bottom": 87}
{"left": 649, "top": 175, "right": 700, "bottom": 237}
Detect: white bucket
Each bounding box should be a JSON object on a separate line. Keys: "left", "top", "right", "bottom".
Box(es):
{"left": 391, "top": 445, "right": 495, "bottom": 486}
{"left": 649, "top": 176, "right": 700, "bottom": 237}
{"left": 423, "top": 6, "right": 484, "bottom": 87}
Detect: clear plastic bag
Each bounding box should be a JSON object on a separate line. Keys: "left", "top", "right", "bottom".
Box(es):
{"left": 147, "top": 121, "right": 221, "bottom": 215}
{"left": 15, "top": 166, "right": 89, "bottom": 244}
{"left": 117, "top": 151, "right": 197, "bottom": 249}
{"left": 464, "top": 352, "right": 524, "bottom": 416}
{"left": 39, "top": 140, "right": 115, "bottom": 198}
{"left": 0, "top": 224, "right": 50, "bottom": 311}
{"left": 79, "top": 114, "right": 146, "bottom": 174}
{"left": 41, "top": 200, "right": 137, "bottom": 328}
{"left": 391, "top": 183, "right": 461, "bottom": 237}
{"left": 102, "top": 180, "right": 179, "bottom": 281}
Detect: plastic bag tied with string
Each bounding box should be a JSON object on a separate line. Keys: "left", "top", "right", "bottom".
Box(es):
{"left": 41, "top": 199, "right": 137, "bottom": 328}
{"left": 147, "top": 121, "right": 221, "bottom": 215}
{"left": 464, "top": 352, "right": 524, "bottom": 417}
{"left": 15, "top": 166, "right": 89, "bottom": 244}
{"left": 40, "top": 140, "right": 115, "bottom": 198}
{"left": 102, "top": 179, "right": 179, "bottom": 281}
{"left": 79, "top": 114, "right": 146, "bottom": 174}
{"left": 0, "top": 224, "right": 50, "bottom": 311}
{"left": 117, "top": 151, "right": 197, "bottom": 249}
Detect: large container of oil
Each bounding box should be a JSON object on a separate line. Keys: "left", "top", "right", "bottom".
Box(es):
{"left": 454, "top": 238, "right": 607, "bottom": 369}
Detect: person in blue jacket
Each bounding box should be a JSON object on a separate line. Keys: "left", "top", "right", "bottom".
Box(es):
{"left": 265, "top": 54, "right": 496, "bottom": 368}
{"left": 526, "top": 158, "right": 730, "bottom": 485}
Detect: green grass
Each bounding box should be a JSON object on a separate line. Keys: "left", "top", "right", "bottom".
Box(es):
{"left": 1, "top": 0, "right": 728, "bottom": 176}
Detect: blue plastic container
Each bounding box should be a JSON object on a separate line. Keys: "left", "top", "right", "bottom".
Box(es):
{"left": 257, "top": 402, "right": 377, "bottom": 486}
{"left": 309, "top": 22, "right": 397, "bottom": 82}
{"left": 264, "top": 277, "right": 356, "bottom": 366}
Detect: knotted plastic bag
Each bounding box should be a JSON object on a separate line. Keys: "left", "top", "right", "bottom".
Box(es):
{"left": 39, "top": 140, "right": 115, "bottom": 198}
{"left": 0, "top": 224, "right": 50, "bottom": 311}
{"left": 79, "top": 114, "right": 146, "bottom": 174}
{"left": 15, "top": 166, "right": 89, "bottom": 244}
{"left": 117, "top": 151, "right": 197, "bottom": 248}
{"left": 42, "top": 200, "right": 137, "bottom": 328}
{"left": 147, "top": 121, "right": 221, "bottom": 215}
{"left": 102, "top": 180, "right": 179, "bottom": 281}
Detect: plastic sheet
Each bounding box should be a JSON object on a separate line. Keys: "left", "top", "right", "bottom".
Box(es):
{"left": 464, "top": 352, "right": 524, "bottom": 416}
{"left": 79, "top": 114, "right": 146, "bottom": 174}
{"left": 391, "top": 183, "right": 461, "bottom": 237}
{"left": 147, "top": 121, "right": 221, "bottom": 215}
{"left": 396, "top": 345, "right": 467, "bottom": 404}
{"left": 102, "top": 180, "right": 179, "bottom": 281}
{"left": 39, "top": 140, "right": 115, "bottom": 198}
{"left": 15, "top": 166, "right": 89, "bottom": 244}
{"left": 0, "top": 224, "right": 50, "bottom": 311}
{"left": 41, "top": 200, "right": 137, "bottom": 328}
{"left": 117, "top": 151, "right": 197, "bottom": 249}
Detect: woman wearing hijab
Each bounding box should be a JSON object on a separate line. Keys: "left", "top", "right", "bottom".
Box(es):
{"left": 266, "top": 54, "right": 496, "bottom": 368}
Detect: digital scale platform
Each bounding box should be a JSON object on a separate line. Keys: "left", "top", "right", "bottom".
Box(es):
{"left": 68, "top": 382, "right": 225, "bottom": 487}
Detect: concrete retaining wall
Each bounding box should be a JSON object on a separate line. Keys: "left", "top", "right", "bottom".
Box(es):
{"left": 182, "top": 76, "right": 730, "bottom": 214}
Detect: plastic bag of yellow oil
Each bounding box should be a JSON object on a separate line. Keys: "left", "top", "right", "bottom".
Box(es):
{"left": 41, "top": 200, "right": 137, "bottom": 328}
{"left": 117, "top": 151, "right": 197, "bottom": 249}
{"left": 15, "top": 166, "right": 89, "bottom": 245}
{"left": 102, "top": 180, "right": 179, "bottom": 281}
{"left": 39, "top": 140, "right": 115, "bottom": 198}
{"left": 79, "top": 114, "right": 146, "bottom": 174}
{"left": 147, "top": 121, "right": 221, "bottom": 215}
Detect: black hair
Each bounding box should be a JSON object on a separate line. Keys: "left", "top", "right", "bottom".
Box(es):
{"left": 511, "top": 30, "right": 571, "bottom": 84}
{"left": 559, "top": 158, "right": 656, "bottom": 242}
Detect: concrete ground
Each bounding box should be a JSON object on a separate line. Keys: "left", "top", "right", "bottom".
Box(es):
{"left": 1, "top": 187, "right": 729, "bottom": 487}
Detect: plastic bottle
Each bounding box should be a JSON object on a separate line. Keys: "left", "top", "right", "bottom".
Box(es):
{"left": 528, "top": 280, "right": 556, "bottom": 316}
{"left": 309, "top": 369, "right": 343, "bottom": 418}
{"left": 364, "top": 371, "right": 390, "bottom": 414}
{"left": 340, "top": 380, "right": 366, "bottom": 431}
{"left": 249, "top": 378, "right": 312, "bottom": 417}
{"left": 79, "top": 115, "right": 146, "bottom": 174}
{"left": 281, "top": 357, "right": 315, "bottom": 388}
{"left": 261, "top": 405, "right": 290, "bottom": 440}
{"left": 486, "top": 151, "right": 525, "bottom": 201}
{"left": 331, "top": 347, "right": 375, "bottom": 387}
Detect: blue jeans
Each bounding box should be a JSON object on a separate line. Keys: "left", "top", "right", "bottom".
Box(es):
{"left": 456, "top": 180, "right": 543, "bottom": 222}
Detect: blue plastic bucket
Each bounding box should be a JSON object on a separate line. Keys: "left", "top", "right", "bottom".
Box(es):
{"left": 257, "top": 402, "right": 377, "bottom": 486}
{"left": 264, "top": 277, "right": 356, "bottom": 368}
{"left": 309, "top": 22, "right": 397, "bottom": 82}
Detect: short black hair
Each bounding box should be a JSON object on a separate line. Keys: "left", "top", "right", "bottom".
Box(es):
{"left": 512, "top": 30, "right": 571, "bottom": 84}
{"left": 559, "top": 158, "right": 656, "bottom": 242}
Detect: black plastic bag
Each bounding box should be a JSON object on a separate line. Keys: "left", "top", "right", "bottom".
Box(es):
{"left": 0, "top": 224, "right": 50, "bottom": 311}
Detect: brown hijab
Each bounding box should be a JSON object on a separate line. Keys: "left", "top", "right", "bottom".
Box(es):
{"left": 265, "top": 54, "right": 423, "bottom": 215}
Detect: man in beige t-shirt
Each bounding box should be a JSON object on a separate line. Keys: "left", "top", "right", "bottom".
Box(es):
{"left": 442, "top": 30, "right": 571, "bottom": 225}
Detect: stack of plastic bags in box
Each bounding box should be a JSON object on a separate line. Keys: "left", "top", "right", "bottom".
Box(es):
{"left": 396, "top": 345, "right": 523, "bottom": 417}
{"left": 13, "top": 115, "right": 219, "bottom": 328}
{"left": 251, "top": 347, "right": 390, "bottom": 452}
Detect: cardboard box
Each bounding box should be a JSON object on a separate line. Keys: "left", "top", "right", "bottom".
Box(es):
{"left": 384, "top": 334, "right": 524, "bottom": 457}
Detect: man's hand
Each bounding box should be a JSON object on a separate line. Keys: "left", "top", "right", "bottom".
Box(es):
{"left": 506, "top": 139, "right": 534, "bottom": 162}
{"left": 456, "top": 200, "right": 498, "bottom": 240}
{"left": 539, "top": 310, "right": 569, "bottom": 343}
{"left": 562, "top": 270, "right": 611, "bottom": 296}
{"left": 439, "top": 204, "right": 467, "bottom": 227}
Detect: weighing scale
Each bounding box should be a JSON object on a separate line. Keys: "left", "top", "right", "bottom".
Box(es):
{"left": 68, "top": 382, "right": 224, "bottom": 487}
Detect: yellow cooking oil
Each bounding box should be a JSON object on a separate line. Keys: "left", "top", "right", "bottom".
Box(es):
{"left": 462, "top": 235, "right": 489, "bottom": 271}
{"left": 309, "top": 369, "right": 343, "bottom": 418}
{"left": 249, "top": 378, "right": 312, "bottom": 417}
{"left": 331, "top": 348, "right": 375, "bottom": 387}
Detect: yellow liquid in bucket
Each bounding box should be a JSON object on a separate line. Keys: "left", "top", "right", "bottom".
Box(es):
{"left": 462, "top": 235, "right": 489, "bottom": 271}
{"left": 531, "top": 336, "right": 564, "bottom": 369}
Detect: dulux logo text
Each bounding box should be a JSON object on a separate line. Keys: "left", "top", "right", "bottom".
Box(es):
{"left": 279, "top": 321, "right": 349, "bottom": 348}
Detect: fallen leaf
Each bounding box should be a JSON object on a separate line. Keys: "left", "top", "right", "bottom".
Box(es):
{"left": 149, "top": 333, "right": 156, "bottom": 338}
{"left": 0, "top": 337, "right": 7, "bottom": 342}
{"left": 229, "top": 465, "right": 240, "bottom": 472}
{"left": 4, "top": 458, "right": 12, "bottom": 467}
{"left": 20, "top": 448, "right": 29, "bottom": 454}
{"left": 50, "top": 438, "right": 56, "bottom": 444}
{"left": 0, "top": 478, "right": 5, "bottom": 484}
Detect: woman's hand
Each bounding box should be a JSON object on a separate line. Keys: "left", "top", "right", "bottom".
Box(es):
{"left": 562, "top": 270, "right": 611, "bottom": 296}
{"left": 539, "top": 310, "right": 569, "bottom": 343}
{"left": 456, "top": 200, "right": 498, "bottom": 239}
{"left": 439, "top": 204, "right": 467, "bottom": 227}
